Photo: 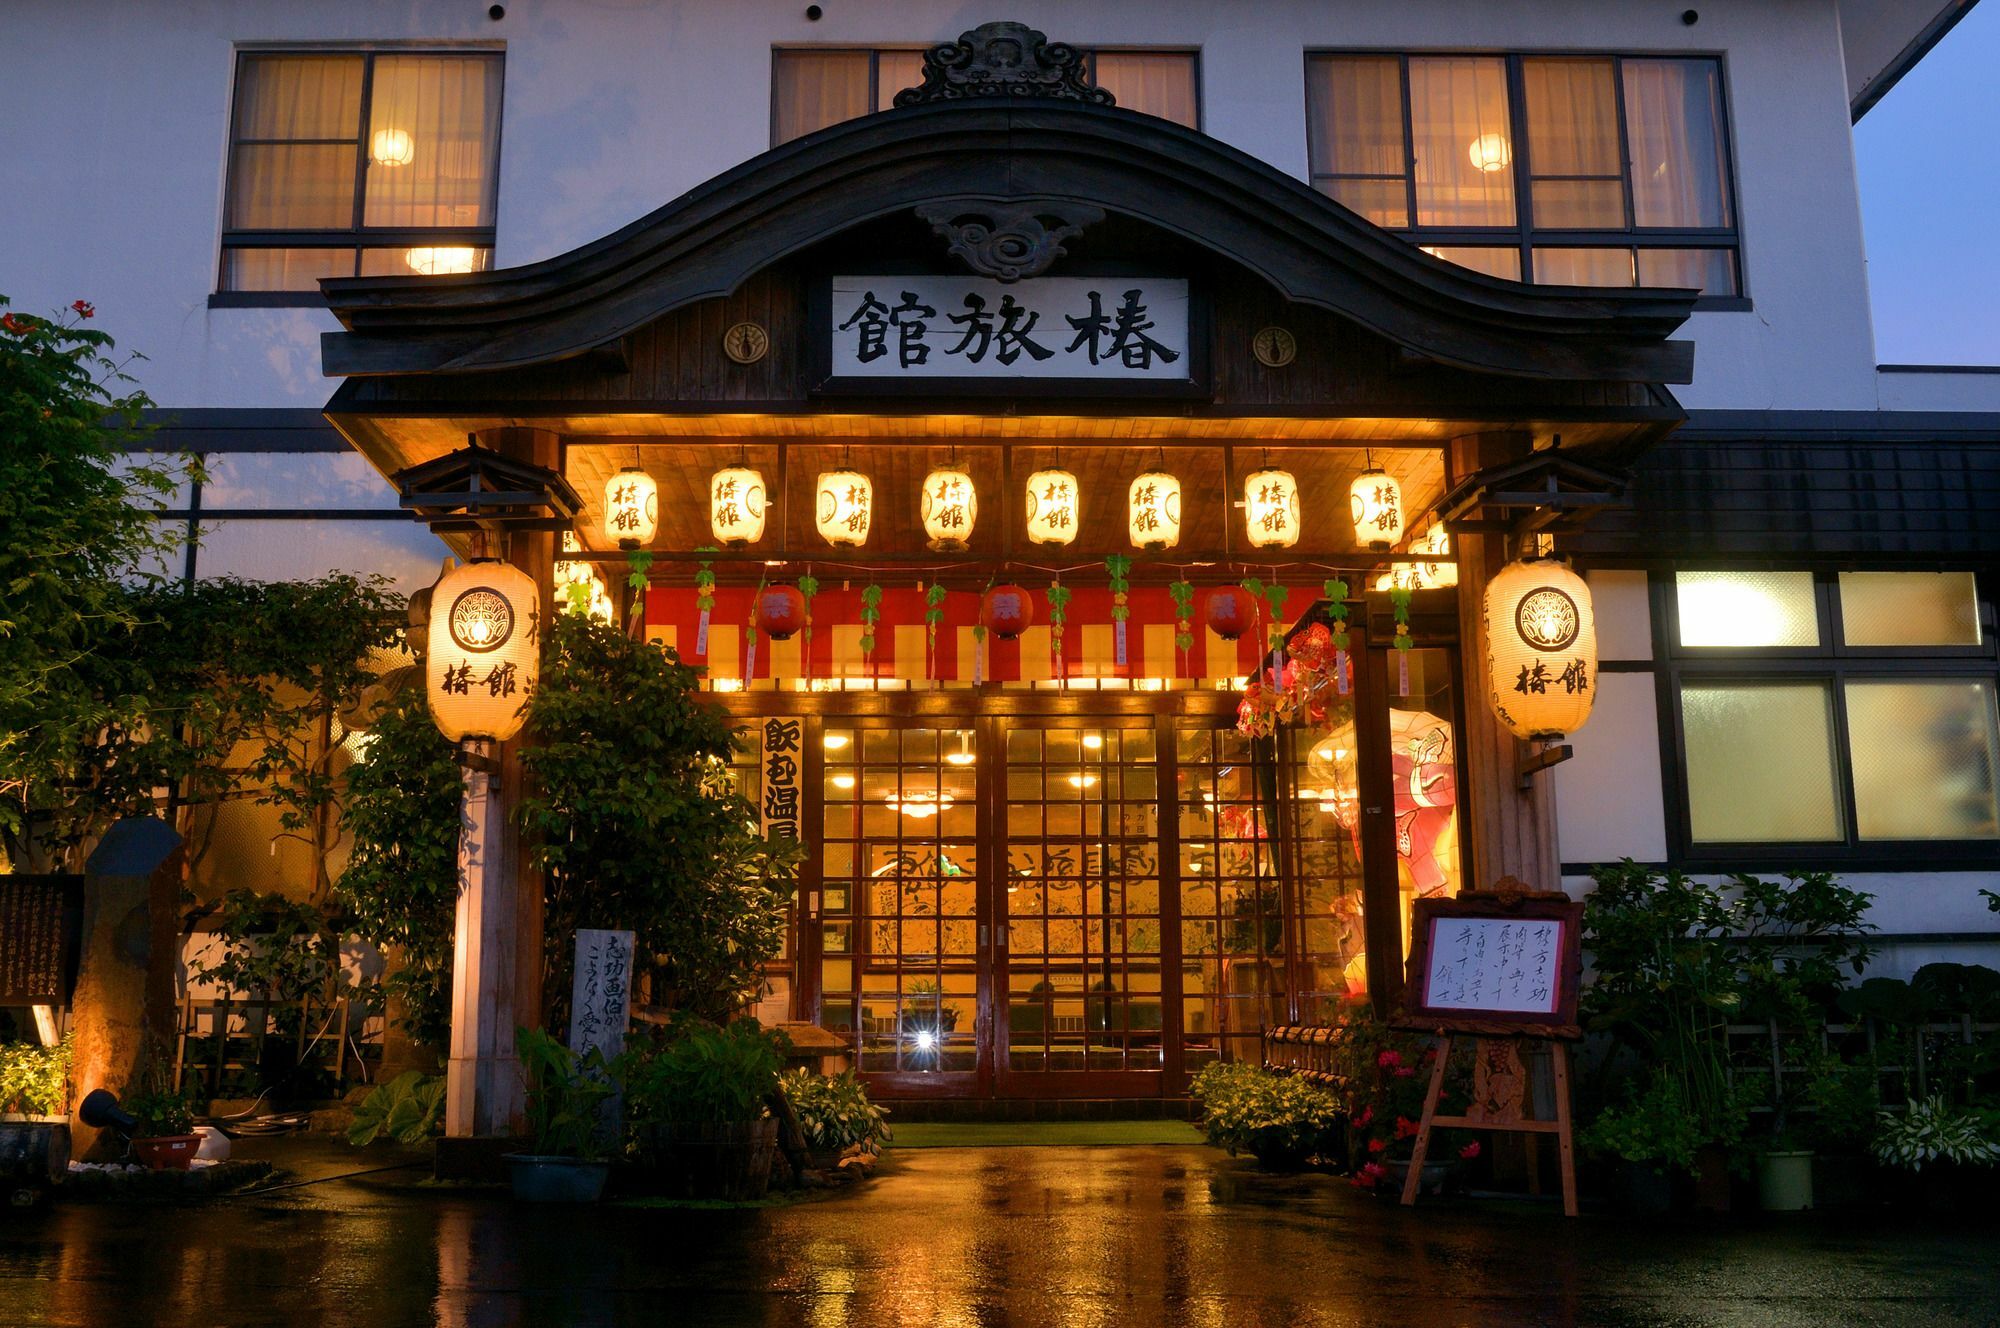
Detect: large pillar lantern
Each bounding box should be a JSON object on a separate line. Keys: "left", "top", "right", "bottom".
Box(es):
{"left": 426, "top": 560, "right": 540, "bottom": 743}
{"left": 1483, "top": 557, "right": 1598, "bottom": 740}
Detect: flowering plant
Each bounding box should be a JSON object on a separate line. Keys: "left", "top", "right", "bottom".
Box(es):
{"left": 1191, "top": 1061, "right": 1342, "bottom": 1171}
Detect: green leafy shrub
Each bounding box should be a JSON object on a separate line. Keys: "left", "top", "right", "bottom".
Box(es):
{"left": 0, "top": 1036, "right": 72, "bottom": 1116}
{"left": 1874, "top": 1096, "right": 2000, "bottom": 1172}
{"left": 346, "top": 1071, "right": 446, "bottom": 1146}
{"left": 1578, "top": 1070, "right": 1706, "bottom": 1173}
{"left": 1191, "top": 1061, "right": 1341, "bottom": 1170}
{"left": 621, "top": 1018, "right": 789, "bottom": 1130}
{"left": 780, "top": 1068, "right": 890, "bottom": 1154}
{"left": 517, "top": 1026, "right": 617, "bottom": 1160}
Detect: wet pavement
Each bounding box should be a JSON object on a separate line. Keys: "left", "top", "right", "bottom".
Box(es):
{"left": 2, "top": 1138, "right": 1997, "bottom": 1327}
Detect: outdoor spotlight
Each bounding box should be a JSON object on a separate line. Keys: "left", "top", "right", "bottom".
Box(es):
{"left": 914, "top": 1030, "right": 937, "bottom": 1051}
{"left": 79, "top": 1088, "right": 137, "bottom": 1134}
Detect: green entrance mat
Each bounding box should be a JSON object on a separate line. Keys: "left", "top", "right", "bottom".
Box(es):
{"left": 887, "top": 1121, "right": 1207, "bottom": 1148}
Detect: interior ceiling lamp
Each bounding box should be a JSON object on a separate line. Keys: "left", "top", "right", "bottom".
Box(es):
{"left": 921, "top": 465, "right": 977, "bottom": 551}
{"left": 1243, "top": 466, "right": 1299, "bottom": 549}
{"left": 369, "top": 127, "right": 415, "bottom": 167}
{"left": 816, "top": 468, "right": 873, "bottom": 547}
{"left": 1468, "top": 132, "right": 1512, "bottom": 173}
{"left": 426, "top": 560, "right": 539, "bottom": 744}
{"left": 1485, "top": 557, "right": 1597, "bottom": 740}
{"left": 1024, "top": 467, "right": 1079, "bottom": 546}
{"left": 603, "top": 466, "right": 658, "bottom": 550}
{"left": 1350, "top": 459, "right": 1404, "bottom": 552}
{"left": 404, "top": 246, "right": 478, "bottom": 277}
{"left": 710, "top": 466, "right": 766, "bottom": 546}
{"left": 1128, "top": 468, "right": 1182, "bottom": 550}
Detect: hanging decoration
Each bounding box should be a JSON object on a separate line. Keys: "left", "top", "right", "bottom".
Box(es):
{"left": 1105, "top": 554, "right": 1132, "bottom": 665}
{"left": 1046, "top": 579, "right": 1072, "bottom": 683}
{"left": 1205, "top": 585, "right": 1254, "bottom": 641}
{"left": 858, "top": 582, "right": 884, "bottom": 663}
{"left": 709, "top": 466, "right": 766, "bottom": 546}
{"left": 979, "top": 582, "right": 1032, "bottom": 640}
{"left": 796, "top": 572, "right": 819, "bottom": 682}
{"left": 426, "top": 559, "right": 540, "bottom": 743}
{"left": 693, "top": 547, "right": 716, "bottom": 654}
{"left": 603, "top": 466, "right": 658, "bottom": 550}
{"left": 1236, "top": 678, "right": 1283, "bottom": 739}
{"left": 1350, "top": 463, "right": 1404, "bottom": 551}
{"left": 1243, "top": 467, "right": 1301, "bottom": 549}
{"left": 1323, "top": 577, "right": 1352, "bottom": 696}
{"left": 816, "top": 468, "right": 873, "bottom": 547}
{"left": 1244, "top": 575, "right": 1288, "bottom": 654}
{"left": 921, "top": 466, "right": 977, "bottom": 551}
{"left": 1024, "top": 467, "right": 1080, "bottom": 545}
{"left": 754, "top": 583, "right": 807, "bottom": 640}
{"left": 1282, "top": 621, "right": 1335, "bottom": 727}
{"left": 1169, "top": 578, "right": 1196, "bottom": 674}
{"left": 1389, "top": 583, "right": 1415, "bottom": 695}
{"left": 925, "top": 581, "right": 948, "bottom": 686}
{"left": 972, "top": 578, "right": 990, "bottom": 687}
{"left": 743, "top": 577, "right": 763, "bottom": 682}
{"left": 1485, "top": 557, "right": 1597, "bottom": 739}
{"left": 1127, "top": 470, "right": 1181, "bottom": 550}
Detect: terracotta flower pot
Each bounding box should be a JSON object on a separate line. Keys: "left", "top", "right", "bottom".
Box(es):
{"left": 133, "top": 1134, "right": 203, "bottom": 1171}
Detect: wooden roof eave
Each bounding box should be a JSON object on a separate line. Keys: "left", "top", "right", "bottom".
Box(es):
{"left": 318, "top": 101, "right": 1696, "bottom": 385}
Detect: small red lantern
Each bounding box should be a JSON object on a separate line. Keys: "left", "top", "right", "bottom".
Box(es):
{"left": 755, "top": 584, "right": 808, "bottom": 640}
{"left": 1205, "top": 586, "right": 1255, "bottom": 641}
{"left": 979, "top": 583, "right": 1034, "bottom": 640}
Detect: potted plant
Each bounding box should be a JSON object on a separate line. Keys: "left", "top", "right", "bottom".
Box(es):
{"left": 0, "top": 1036, "right": 73, "bottom": 1204}
{"left": 1579, "top": 1070, "right": 1703, "bottom": 1216}
{"left": 622, "top": 1018, "right": 788, "bottom": 1200}
{"left": 1191, "top": 1061, "right": 1341, "bottom": 1172}
{"left": 123, "top": 1087, "right": 201, "bottom": 1170}
{"left": 779, "top": 1068, "right": 890, "bottom": 1169}
{"left": 508, "top": 1027, "right": 617, "bottom": 1202}
{"left": 1872, "top": 1095, "right": 2000, "bottom": 1211}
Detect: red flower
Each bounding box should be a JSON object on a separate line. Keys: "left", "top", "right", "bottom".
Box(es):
{"left": 1353, "top": 1106, "right": 1373, "bottom": 1128}
{"left": 1394, "top": 1115, "right": 1419, "bottom": 1140}
{"left": 1392, "top": 1066, "right": 1415, "bottom": 1079}
{"left": 1, "top": 313, "right": 33, "bottom": 335}
{"left": 70, "top": 299, "right": 94, "bottom": 319}
{"left": 1360, "top": 1162, "right": 1388, "bottom": 1180}
{"left": 1367, "top": 1137, "right": 1387, "bottom": 1154}
{"left": 1459, "top": 1141, "right": 1481, "bottom": 1161}
{"left": 1376, "top": 1049, "right": 1402, "bottom": 1070}
{"left": 1422, "top": 1046, "right": 1438, "bottom": 1063}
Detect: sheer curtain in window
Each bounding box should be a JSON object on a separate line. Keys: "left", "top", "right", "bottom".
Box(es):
{"left": 1306, "top": 55, "right": 1408, "bottom": 227}
{"left": 774, "top": 51, "right": 874, "bottom": 144}
{"left": 228, "top": 54, "right": 363, "bottom": 229}
{"left": 875, "top": 50, "right": 926, "bottom": 109}
{"left": 1622, "top": 58, "right": 1730, "bottom": 228}
{"left": 363, "top": 54, "right": 503, "bottom": 229}
{"left": 1093, "top": 52, "right": 1197, "bottom": 128}
{"left": 1523, "top": 58, "right": 1624, "bottom": 228}
{"left": 1407, "top": 58, "right": 1515, "bottom": 228}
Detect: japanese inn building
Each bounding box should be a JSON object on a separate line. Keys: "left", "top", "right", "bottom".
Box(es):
{"left": 8, "top": 2, "right": 2000, "bottom": 1111}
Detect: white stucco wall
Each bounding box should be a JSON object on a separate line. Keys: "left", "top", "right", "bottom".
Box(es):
{"left": 0, "top": 0, "right": 1890, "bottom": 411}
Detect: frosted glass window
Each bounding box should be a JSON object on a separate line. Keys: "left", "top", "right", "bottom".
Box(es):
{"left": 1682, "top": 682, "right": 1844, "bottom": 843}
{"left": 1846, "top": 680, "right": 2000, "bottom": 840}
{"left": 1676, "top": 571, "right": 1820, "bottom": 648}
{"left": 1838, "top": 572, "right": 1982, "bottom": 647}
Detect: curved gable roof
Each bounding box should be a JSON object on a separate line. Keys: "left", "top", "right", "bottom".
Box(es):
{"left": 320, "top": 99, "right": 1695, "bottom": 384}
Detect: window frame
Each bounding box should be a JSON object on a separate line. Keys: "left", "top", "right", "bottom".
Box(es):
{"left": 1303, "top": 48, "right": 1748, "bottom": 310}
{"left": 212, "top": 45, "right": 506, "bottom": 308}
{"left": 769, "top": 44, "right": 1203, "bottom": 147}
{"left": 1650, "top": 568, "right": 2000, "bottom": 870}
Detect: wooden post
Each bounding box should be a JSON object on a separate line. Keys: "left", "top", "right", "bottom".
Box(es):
{"left": 1447, "top": 433, "right": 1560, "bottom": 894}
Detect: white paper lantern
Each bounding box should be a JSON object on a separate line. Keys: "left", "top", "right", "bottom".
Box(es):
{"left": 427, "top": 560, "right": 540, "bottom": 743}
{"left": 710, "top": 466, "right": 766, "bottom": 546}
{"left": 1350, "top": 469, "right": 1403, "bottom": 551}
{"left": 553, "top": 530, "right": 593, "bottom": 590}
{"left": 603, "top": 467, "right": 658, "bottom": 549}
{"left": 1243, "top": 468, "right": 1300, "bottom": 549}
{"left": 1127, "top": 471, "right": 1182, "bottom": 550}
{"left": 1024, "top": 468, "right": 1080, "bottom": 546}
{"left": 921, "top": 467, "right": 978, "bottom": 551}
{"left": 1416, "top": 521, "right": 1458, "bottom": 589}
{"left": 816, "top": 469, "right": 873, "bottom": 547}
{"left": 1484, "top": 558, "right": 1597, "bottom": 740}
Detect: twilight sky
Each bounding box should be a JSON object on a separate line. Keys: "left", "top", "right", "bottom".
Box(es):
{"left": 1854, "top": 2, "right": 2000, "bottom": 365}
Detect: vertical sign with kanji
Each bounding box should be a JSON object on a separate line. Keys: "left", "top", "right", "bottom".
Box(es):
{"left": 568, "top": 928, "right": 635, "bottom": 1063}
{"left": 760, "top": 717, "right": 803, "bottom": 845}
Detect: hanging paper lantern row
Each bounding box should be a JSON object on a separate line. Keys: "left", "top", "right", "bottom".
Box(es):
{"left": 1485, "top": 558, "right": 1598, "bottom": 740}
{"left": 710, "top": 467, "right": 766, "bottom": 546}
{"left": 1350, "top": 468, "right": 1404, "bottom": 551}
{"left": 816, "top": 469, "right": 873, "bottom": 548}
{"left": 1242, "top": 468, "right": 1300, "bottom": 549}
{"left": 426, "top": 560, "right": 540, "bottom": 743}
{"left": 604, "top": 467, "right": 658, "bottom": 550}
{"left": 921, "top": 467, "right": 977, "bottom": 551}
{"left": 1127, "top": 471, "right": 1182, "bottom": 550}
{"left": 1024, "top": 468, "right": 1080, "bottom": 546}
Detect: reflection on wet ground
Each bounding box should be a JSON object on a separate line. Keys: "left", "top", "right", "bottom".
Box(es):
{"left": 1, "top": 1142, "right": 1997, "bottom": 1327}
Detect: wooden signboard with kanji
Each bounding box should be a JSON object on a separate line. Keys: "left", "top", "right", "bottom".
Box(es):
{"left": 1397, "top": 884, "right": 1585, "bottom": 1216}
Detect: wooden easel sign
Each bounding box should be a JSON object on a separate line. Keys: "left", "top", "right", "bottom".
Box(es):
{"left": 1398, "top": 888, "right": 1585, "bottom": 1216}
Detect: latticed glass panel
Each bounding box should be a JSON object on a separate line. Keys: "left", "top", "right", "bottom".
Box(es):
{"left": 1846, "top": 680, "right": 2000, "bottom": 840}
{"left": 1675, "top": 571, "right": 1821, "bottom": 648}
{"left": 1838, "top": 572, "right": 1983, "bottom": 647}
{"left": 1682, "top": 682, "right": 1844, "bottom": 842}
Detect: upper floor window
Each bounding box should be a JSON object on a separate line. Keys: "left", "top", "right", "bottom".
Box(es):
{"left": 773, "top": 47, "right": 1198, "bottom": 145}
{"left": 1306, "top": 53, "right": 1740, "bottom": 299}
{"left": 218, "top": 50, "right": 503, "bottom": 299}
{"left": 1660, "top": 570, "right": 1998, "bottom": 859}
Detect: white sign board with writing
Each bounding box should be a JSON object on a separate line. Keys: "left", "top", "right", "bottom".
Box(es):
{"left": 828, "top": 276, "right": 1191, "bottom": 380}
{"left": 568, "top": 928, "right": 635, "bottom": 1060}
{"left": 1420, "top": 917, "right": 1562, "bottom": 1015}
